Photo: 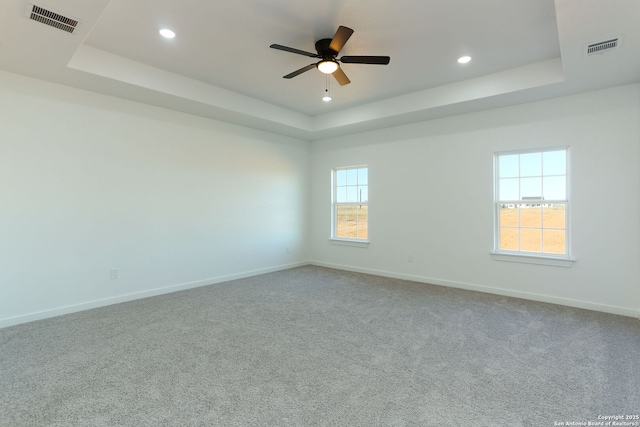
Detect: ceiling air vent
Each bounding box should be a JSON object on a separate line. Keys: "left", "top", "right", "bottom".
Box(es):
{"left": 584, "top": 37, "right": 622, "bottom": 56}
{"left": 28, "top": 4, "right": 79, "bottom": 34}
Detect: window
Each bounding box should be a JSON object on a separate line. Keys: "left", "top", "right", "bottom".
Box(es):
{"left": 495, "top": 148, "right": 569, "bottom": 257}
{"left": 332, "top": 166, "right": 368, "bottom": 240}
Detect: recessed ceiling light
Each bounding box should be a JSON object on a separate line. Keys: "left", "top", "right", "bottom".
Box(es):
{"left": 322, "top": 95, "right": 332, "bottom": 102}
{"left": 457, "top": 56, "right": 471, "bottom": 64}
{"left": 159, "top": 29, "right": 176, "bottom": 39}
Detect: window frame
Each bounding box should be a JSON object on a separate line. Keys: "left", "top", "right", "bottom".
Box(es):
{"left": 493, "top": 147, "right": 573, "bottom": 265}
{"left": 331, "top": 165, "right": 369, "bottom": 244}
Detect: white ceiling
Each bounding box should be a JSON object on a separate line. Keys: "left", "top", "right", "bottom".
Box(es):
{"left": 0, "top": 0, "right": 638, "bottom": 140}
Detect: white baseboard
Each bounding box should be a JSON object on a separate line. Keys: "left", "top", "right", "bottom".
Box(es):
{"left": 310, "top": 261, "right": 640, "bottom": 319}
{"left": 0, "top": 261, "right": 309, "bottom": 329}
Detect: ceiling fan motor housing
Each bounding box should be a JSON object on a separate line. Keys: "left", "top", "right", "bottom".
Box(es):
{"left": 315, "top": 38, "right": 339, "bottom": 73}
{"left": 315, "top": 39, "right": 338, "bottom": 59}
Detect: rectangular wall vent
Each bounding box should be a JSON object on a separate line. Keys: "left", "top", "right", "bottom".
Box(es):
{"left": 584, "top": 37, "right": 622, "bottom": 56}
{"left": 29, "top": 4, "right": 79, "bottom": 34}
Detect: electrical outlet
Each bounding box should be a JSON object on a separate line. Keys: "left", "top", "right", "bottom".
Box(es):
{"left": 110, "top": 269, "right": 119, "bottom": 280}
{"left": 408, "top": 255, "right": 414, "bottom": 263}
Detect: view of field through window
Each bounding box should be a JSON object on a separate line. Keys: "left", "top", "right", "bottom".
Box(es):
{"left": 334, "top": 167, "right": 368, "bottom": 239}
{"left": 497, "top": 149, "right": 568, "bottom": 255}
{"left": 336, "top": 205, "right": 368, "bottom": 239}
{"left": 499, "top": 205, "right": 565, "bottom": 253}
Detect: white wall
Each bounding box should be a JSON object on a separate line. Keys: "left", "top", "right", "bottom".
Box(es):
{"left": 2, "top": 70, "right": 638, "bottom": 328}
{"left": 0, "top": 71, "right": 310, "bottom": 328}
{"left": 310, "top": 84, "right": 640, "bottom": 318}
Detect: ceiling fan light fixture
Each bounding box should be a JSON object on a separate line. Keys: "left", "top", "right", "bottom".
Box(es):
{"left": 317, "top": 60, "right": 339, "bottom": 74}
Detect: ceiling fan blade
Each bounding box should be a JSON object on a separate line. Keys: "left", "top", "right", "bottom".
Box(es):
{"left": 328, "top": 26, "right": 354, "bottom": 54}
{"left": 283, "top": 63, "right": 317, "bottom": 79}
{"left": 270, "top": 44, "right": 319, "bottom": 58}
{"left": 340, "top": 56, "right": 390, "bottom": 65}
{"left": 333, "top": 67, "right": 351, "bottom": 86}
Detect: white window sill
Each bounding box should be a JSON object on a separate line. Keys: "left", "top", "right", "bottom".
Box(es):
{"left": 329, "top": 238, "right": 370, "bottom": 248}
{"left": 491, "top": 252, "right": 575, "bottom": 267}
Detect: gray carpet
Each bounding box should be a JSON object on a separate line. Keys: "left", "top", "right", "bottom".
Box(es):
{"left": 1, "top": 266, "right": 638, "bottom": 427}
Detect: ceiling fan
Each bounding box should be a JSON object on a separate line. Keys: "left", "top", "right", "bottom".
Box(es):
{"left": 270, "top": 26, "right": 390, "bottom": 86}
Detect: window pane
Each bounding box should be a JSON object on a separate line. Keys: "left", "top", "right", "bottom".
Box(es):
{"left": 333, "top": 166, "right": 368, "bottom": 241}
{"left": 543, "top": 176, "right": 566, "bottom": 200}
{"left": 499, "top": 155, "right": 519, "bottom": 178}
{"left": 500, "top": 228, "right": 519, "bottom": 251}
{"left": 499, "top": 205, "right": 518, "bottom": 227}
{"left": 337, "top": 205, "right": 356, "bottom": 222}
{"left": 543, "top": 205, "right": 565, "bottom": 229}
{"left": 346, "top": 169, "right": 358, "bottom": 185}
{"left": 520, "top": 228, "right": 542, "bottom": 252}
{"left": 336, "top": 221, "right": 348, "bottom": 238}
{"left": 495, "top": 149, "right": 568, "bottom": 256}
{"left": 357, "top": 168, "right": 368, "bottom": 185}
{"left": 543, "top": 229, "right": 566, "bottom": 254}
{"left": 520, "top": 205, "right": 541, "bottom": 228}
{"left": 543, "top": 150, "right": 566, "bottom": 175}
{"left": 520, "top": 177, "right": 542, "bottom": 199}
{"left": 346, "top": 222, "right": 358, "bottom": 238}
{"left": 356, "top": 205, "right": 368, "bottom": 222}
{"left": 356, "top": 206, "right": 368, "bottom": 239}
{"left": 337, "top": 206, "right": 346, "bottom": 222}
{"left": 499, "top": 178, "right": 519, "bottom": 201}
{"left": 358, "top": 186, "right": 368, "bottom": 202}
{"left": 520, "top": 153, "right": 541, "bottom": 177}
{"left": 346, "top": 186, "right": 358, "bottom": 202}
